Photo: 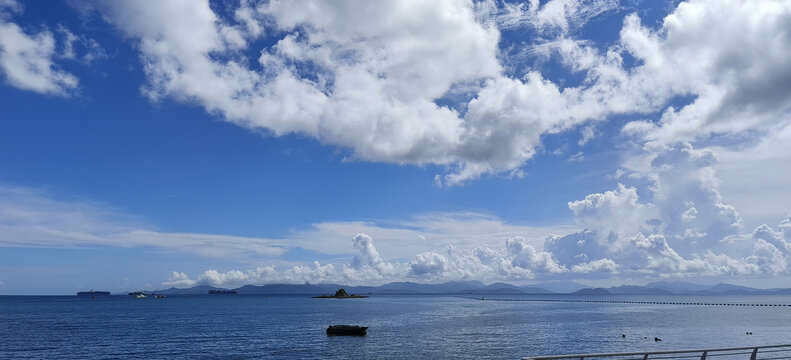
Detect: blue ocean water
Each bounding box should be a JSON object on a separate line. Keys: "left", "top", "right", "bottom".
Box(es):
{"left": 1, "top": 294, "right": 790, "bottom": 359}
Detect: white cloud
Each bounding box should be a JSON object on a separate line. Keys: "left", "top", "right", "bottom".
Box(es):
{"left": 548, "top": 142, "right": 791, "bottom": 279}
{"left": 498, "top": 0, "right": 619, "bottom": 34}
{"left": 0, "top": 0, "right": 21, "bottom": 16}
{"left": 169, "top": 234, "right": 571, "bottom": 287}
{"left": 745, "top": 239, "right": 786, "bottom": 275}
{"left": 410, "top": 250, "right": 450, "bottom": 276}
{"left": 407, "top": 237, "right": 567, "bottom": 282}
{"left": 0, "top": 1, "right": 78, "bottom": 95}
{"left": 0, "top": 184, "right": 576, "bottom": 278}
{"left": 625, "top": 144, "right": 742, "bottom": 254}
{"left": 56, "top": 24, "right": 76, "bottom": 59}
{"left": 283, "top": 212, "right": 576, "bottom": 259}
{"left": 91, "top": 0, "right": 511, "bottom": 185}
{"left": 0, "top": 185, "right": 288, "bottom": 259}
{"left": 544, "top": 230, "right": 605, "bottom": 267}
{"left": 167, "top": 263, "right": 343, "bottom": 288}
{"left": 505, "top": 236, "right": 565, "bottom": 274}
{"left": 568, "top": 183, "right": 654, "bottom": 250}
{"left": 350, "top": 233, "right": 397, "bottom": 276}
{"left": 79, "top": 0, "right": 790, "bottom": 186}
{"left": 7, "top": 142, "right": 788, "bottom": 285}
{"left": 629, "top": 233, "right": 708, "bottom": 275}
{"left": 5, "top": 150, "right": 788, "bottom": 287}
{"left": 571, "top": 258, "right": 618, "bottom": 274}
{"left": 449, "top": 73, "right": 569, "bottom": 184}
{"left": 163, "top": 271, "right": 195, "bottom": 287}
{"left": 578, "top": 125, "right": 596, "bottom": 146}
{"left": 523, "top": 0, "right": 791, "bottom": 185}
{"left": 6, "top": 0, "right": 791, "bottom": 286}
{"left": 713, "top": 122, "right": 791, "bottom": 229}
{"left": 617, "top": 0, "right": 791, "bottom": 143}
{"left": 165, "top": 234, "right": 405, "bottom": 287}
{"left": 56, "top": 24, "right": 106, "bottom": 64}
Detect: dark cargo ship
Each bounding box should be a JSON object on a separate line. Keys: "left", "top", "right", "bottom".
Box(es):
{"left": 208, "top": 289, "right": 237, "bottom": 294}
{"left": 77, "top": 290, "right": 110, "bottom": 296}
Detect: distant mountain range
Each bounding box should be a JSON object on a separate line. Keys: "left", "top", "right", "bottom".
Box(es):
{"left": 158, "top": 280, "right": 554, "bottom": 295}
{"left": 153, "top": 280, "right": 791, "bottom": 296}
{"left": 572, "top": 281, "right": 791, "bottom": 295}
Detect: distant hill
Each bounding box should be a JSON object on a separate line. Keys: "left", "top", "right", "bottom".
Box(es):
{"left": 151, "top": 281, "right": 550, "bottom": 296}
{"left": 235, "top": 283, "right": 345, "bottom": 295}
{"left": 374, "top": 280, "right": 487, "bottom": 294}
{"left": 520, "top": 285, "right": 555, "bottom": 294}
{"left": 461, "top": 283, "right": 552, "bottom": 295}
{"left": 644, "top": 280, "right": 711, "bottom": 293}
{"left": 708, "top": 283, "right": 757, "bottom": 294}
{"left": 158, "top": 285, "right": 222, "bottom": 295}
{"left": 697, "top": 283, "right": 791, "bottom": 295}
{"left": 531, "top": 281, "right": 587, "bottom": 293}
{"left": 608, "top": 285, "right": 672, "bottom": 295}
{"left": 570, "top": 282, "right": 791, "bottom": 296}
{"left": 573, "top": 288, "right": 610, "bottom": 295}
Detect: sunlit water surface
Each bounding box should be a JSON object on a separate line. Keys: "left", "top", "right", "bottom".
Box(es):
{"left": 1, "top": 294, "right": 790, "bottom": 359}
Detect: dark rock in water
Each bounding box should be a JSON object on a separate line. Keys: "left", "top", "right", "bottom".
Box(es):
{"left": 313, "top": 288, "right": 368, "bottom": 298}
{"left": 326, "top": 325, "right": 367, "bottom": 336}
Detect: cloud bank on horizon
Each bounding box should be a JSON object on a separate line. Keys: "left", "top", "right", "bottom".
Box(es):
{"left": 1, "top": 0, "right": 791, "bottom": 290}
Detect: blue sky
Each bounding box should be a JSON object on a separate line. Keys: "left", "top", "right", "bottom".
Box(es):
{"left": 1, "top": 0, "right": 791, "bottom": 294}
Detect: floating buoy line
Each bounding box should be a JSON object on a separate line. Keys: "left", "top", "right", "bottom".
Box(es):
{"left": 462, "top": 297, "right": 791, "bottom": 307}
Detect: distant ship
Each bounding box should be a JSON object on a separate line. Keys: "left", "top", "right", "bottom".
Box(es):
{"left": 208, "top": 290, "right": 237, "bottom": 294}
{"left": 77, "top": 290, "right": 110, "bottom": 296}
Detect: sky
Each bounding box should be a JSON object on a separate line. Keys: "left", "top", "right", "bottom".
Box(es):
{"left": 1, "top": 0, "right": 790, "bottom": 294}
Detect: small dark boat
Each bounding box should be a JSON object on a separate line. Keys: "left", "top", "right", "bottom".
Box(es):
{"left": 326, "top": 325, "right": 367, "bottom": 336}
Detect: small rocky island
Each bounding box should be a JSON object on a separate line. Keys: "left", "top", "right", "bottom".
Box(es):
{"left": 312, "top": 288, "right": 368, "bottom": 299}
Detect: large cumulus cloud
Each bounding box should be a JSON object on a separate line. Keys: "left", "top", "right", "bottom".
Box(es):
{"left": 72, "top": 0, "right": 786, "bottom": 185}
{"left": 546, "top": 142, "right": 791, "bottom": 279}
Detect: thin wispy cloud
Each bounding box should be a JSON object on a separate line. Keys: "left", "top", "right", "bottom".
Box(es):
{"left": 0, "top": 186, "right": 288, "bottom": 259}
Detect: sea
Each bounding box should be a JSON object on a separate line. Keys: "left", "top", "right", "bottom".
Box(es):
{"left": 1, "top": 294, "right": 790, "bottom": 359}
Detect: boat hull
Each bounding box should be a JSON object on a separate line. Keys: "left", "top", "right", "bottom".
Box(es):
{"left": 326, "top": 325, "right": 367, "bottom": 336}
